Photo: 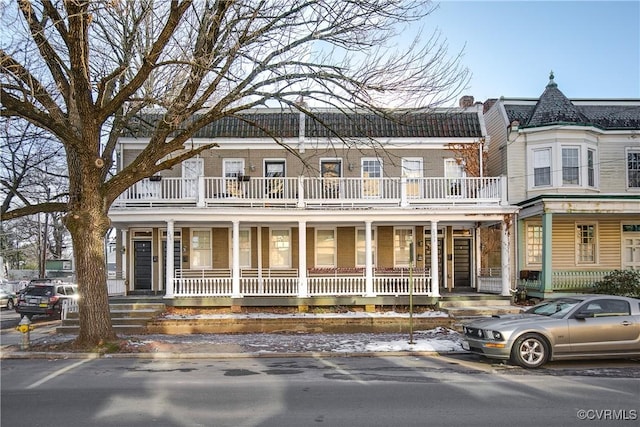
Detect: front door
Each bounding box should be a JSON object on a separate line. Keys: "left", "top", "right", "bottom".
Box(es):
{"left": 134, "top": 241, "right": 152, "bottom": 290}
{"left": 622, "top": 231, "right": 640, "bottom": 270}
{"left": 453, "top": 238, "right": 471, "bottom": 288}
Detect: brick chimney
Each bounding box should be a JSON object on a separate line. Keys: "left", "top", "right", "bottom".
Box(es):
{"left": 459, "top": 95, "right": 475, "bottom": 108}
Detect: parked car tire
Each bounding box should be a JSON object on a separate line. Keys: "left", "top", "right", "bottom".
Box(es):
{"left": 6, "top": 299, "right": 14, "bottom": 310}
{"left": 511, "top": 333, "right": 549, "bottom": 368}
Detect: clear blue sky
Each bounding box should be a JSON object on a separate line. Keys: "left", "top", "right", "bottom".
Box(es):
{"left": 423, "top": 0, "right": 640, "bottom": 103}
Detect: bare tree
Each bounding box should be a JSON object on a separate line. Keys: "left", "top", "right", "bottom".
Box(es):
{"left": 1, "top": 0, "right": 469, "bottom": 346}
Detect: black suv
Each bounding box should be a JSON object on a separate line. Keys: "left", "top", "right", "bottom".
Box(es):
{"left": 16, "top": 282, "right": 78, "bottom": 319}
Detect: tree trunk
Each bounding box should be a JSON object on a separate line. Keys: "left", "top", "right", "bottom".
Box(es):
{"left": 65, "top": 194, "right": 116, "bottom": 346}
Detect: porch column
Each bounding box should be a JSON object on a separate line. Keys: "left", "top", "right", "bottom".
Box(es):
{"left": 365, "top": 220, "right": 374, "bottom": 296}
{"left": 430, "top": 220, "right": 440, "bottom": 297}
{"left": 165, "top": 220, "right": 175, "bottom": 298}
{"left": 232, "top": 220, "right": 242, "bottom": 298}
{"left": 298, "top": 220, "right": 308, "bottom": 297}
{"left": 501, "top": 219, "right": 511, "bottom": 297}
{"left": 121, "top": 229, "right": 129, "bottom": 292}
{"left": 542, "top": 212, "right": 553, "bottom": 296}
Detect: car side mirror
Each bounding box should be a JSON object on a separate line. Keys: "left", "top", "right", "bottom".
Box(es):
{"left": 574, "top": 312, "right": 592, "bottom": 320}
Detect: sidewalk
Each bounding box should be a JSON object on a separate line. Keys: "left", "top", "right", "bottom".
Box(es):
{"left": 1, "top": 326, "right": 466, "bottom": 360}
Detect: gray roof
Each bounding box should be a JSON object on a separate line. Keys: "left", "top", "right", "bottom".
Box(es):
{"left": 503, "top": 73, "right": 640, "bottom": 130}
{"left": 123, "top": 110, "right": 483, "bottom": 139}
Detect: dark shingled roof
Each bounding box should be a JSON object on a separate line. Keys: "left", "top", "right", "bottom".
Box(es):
{"left": 503, "top": 73, "right": 640, "bottom": 130}
{"left": 122, "top": 110, "right": 482, "bottom": 139}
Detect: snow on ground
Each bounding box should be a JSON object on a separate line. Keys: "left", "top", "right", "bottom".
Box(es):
{"left": 134, "top": 326, "right": 465, "bottom": 354}
{"left": 161, "top": 310, "right": 450, "bottom": 320}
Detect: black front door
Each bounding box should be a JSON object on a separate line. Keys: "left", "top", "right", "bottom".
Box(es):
{"left": 453, "top": 238, "right": 471, "bottom": 288}
{"left": 134, "top": 240, "right": 152, "bottom": 290}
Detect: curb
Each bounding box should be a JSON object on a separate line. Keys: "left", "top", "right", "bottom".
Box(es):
{"left": 0, "top": 348, "right": 468, "bottom": 360}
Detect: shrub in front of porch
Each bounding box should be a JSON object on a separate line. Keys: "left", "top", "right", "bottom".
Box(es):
{"left": 592, "top": 269, "right": 640, "bottom": 298}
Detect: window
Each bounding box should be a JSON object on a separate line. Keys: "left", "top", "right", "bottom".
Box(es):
{"left": 526, "top": 224, "right": 543, "bottom": 265}
{"left": 191, "top": 230, "right": 211, "bottom": 268}
{"left": 223, "top": 159, "right": 244, "bottom": 177}
{"left": 576, "top": 299, "right": 630, "bottom": 317}
{"left": 628, "top": 149, "right": 640, "bottom": 189}
{"left": 239, "top": 229, "right": 251, "bottom": 267}
{"left": 316, "top": 229, "right": 336, "bottom": 267}
{"left": 576, "top": 224, "right": 596, "bottom": 264}
{"left": 587, "top": 149, "right": 596, "bottom": 187}
{"left": 444, "top": 158, "right": 465, "bottom": 196}
{"left": 362, "top": 158, "right": 382, "bottom": 198}
{"left": 394, "top": 227, "right": 413, "bottom": 267}
{"left": 356, "top": 228, "right": 376, "bottom": 266}
{"left": 402, "top": 158, "right": 423, "bottom": 198}
{"left": 270, "top": 229, "right": 291, "bottom": 268}
{"left": 533, "top": 149, "right": 551, "bottom": 187}
{"left": 562, "top": 147, "right": 580, "bottom": 185}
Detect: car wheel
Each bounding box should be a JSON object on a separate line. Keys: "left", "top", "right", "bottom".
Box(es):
{"left": 6, "top": 299, "right": 14, "bottom": 310}
{"left": 511, "top": 333, "right": 549, "bottom": 369}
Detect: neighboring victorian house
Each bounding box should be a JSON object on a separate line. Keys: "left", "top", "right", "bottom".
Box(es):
{"left": 483, "top": 73, "right": 640, "bottom": 298}
{"left": 108, "top": 101, "right": 518, "bottom": 308}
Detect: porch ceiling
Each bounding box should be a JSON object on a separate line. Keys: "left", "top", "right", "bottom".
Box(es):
{"left": 108, "top": 206, "right": 517, "bottom": 228}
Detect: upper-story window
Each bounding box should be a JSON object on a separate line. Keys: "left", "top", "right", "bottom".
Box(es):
{"left": 628, "top": 148, "right": 640, "bottom": 189}
{"left": 529, "top": 144, "right": 598, "bottom": 190}
{"left": 562, "top": 147, "right": 580, "bottom": 185}
{"left": 533, "top": 148, "right": 551, "bottom": 187}
{"left": 223, "top": 159, "right": 244, "bottom": 177}
{"left": 587, "top": 149, "right": 596, "bottom": 187}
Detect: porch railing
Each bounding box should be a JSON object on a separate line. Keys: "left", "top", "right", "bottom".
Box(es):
{"left": 113, "top": 176, "right": 506, "bottom": 208}
{"left": 170, "top": 267, "right": 433, "bottom": 297}
{"left": 515, "top": 270, "right": 613, "bottom": 293}
{"left": 477, "top": 268, "right": 503, "bottom": 294}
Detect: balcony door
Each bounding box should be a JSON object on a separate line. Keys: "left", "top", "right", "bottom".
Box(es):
{"left": 265, "top": 160, "right": 285, "bottom": 198}
{"left": 320, "top": 159, "right": 341, "bottom": 198}
{"left": 182, "top": 158, "right": 203, "bottom": 198}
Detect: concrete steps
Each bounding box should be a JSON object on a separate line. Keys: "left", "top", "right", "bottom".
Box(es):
{"left": 57, "top": 302, "right": 166, "bottom": 334}
{"left": 438, "top": 295, "right": 524, "bottom": 331}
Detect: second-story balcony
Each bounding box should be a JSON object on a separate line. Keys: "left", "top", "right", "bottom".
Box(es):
{"left": 112, "top": 176, "right": 507, "bottom": 209}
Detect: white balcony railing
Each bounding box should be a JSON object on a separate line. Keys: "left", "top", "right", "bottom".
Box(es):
{"left": 113, "top": 176, "right": 507, "bottom": 208}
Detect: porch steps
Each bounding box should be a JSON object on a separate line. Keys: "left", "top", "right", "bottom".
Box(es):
{"left": 438, "top": 295, "right": 524, "bottom": 331}
{"left": 57, "top": 301, "right": 166, "bottom": 334}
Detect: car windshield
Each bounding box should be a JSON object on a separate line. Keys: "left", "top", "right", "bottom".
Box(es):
{"left": 525, "top": 298, "right": 582, "bottom": 318}
{"left": 25, "top": 286, "right": 53, "bottom": 297}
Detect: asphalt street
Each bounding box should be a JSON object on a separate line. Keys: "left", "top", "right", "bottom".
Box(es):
{"left": 2, "top": 354, "right": 639, "bottom": 427}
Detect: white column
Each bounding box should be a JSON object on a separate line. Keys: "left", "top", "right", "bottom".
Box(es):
{"left": 501, "top": 219, "right": 511, "bottom": 297}
{"left": 232, "top": 220, "right": 242, "bottom": 298}
{"left": 365, "top": 221, "right": 375, "bottom": 296}
{"left": 165, "top": 220, "right": 175, "bottom": 298}
{"left": 298, "top": 220, "right": 308, "bottom": 297}
{"left": 121, "top": 229, "right": 128, "bottom": 291}
{"left": 430, "top": 220, "right": 440, "bottom": 297}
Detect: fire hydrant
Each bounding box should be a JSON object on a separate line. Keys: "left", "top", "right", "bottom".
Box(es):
{"left": 16, "top": 317, "right": 34, "bottom": 350}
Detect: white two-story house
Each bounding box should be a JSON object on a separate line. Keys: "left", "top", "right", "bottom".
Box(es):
{"left": 109, "top": 103, "right": 518, "bottom": 308}
{"left": 484, "top": 73, "right": 640, "bottom": 298}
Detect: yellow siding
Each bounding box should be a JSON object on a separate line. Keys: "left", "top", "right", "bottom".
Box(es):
{"left": 337, "top": 227, "right": 355, "bottom": 267}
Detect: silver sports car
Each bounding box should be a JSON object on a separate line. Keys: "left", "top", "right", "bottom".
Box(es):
{"left": 462, "top": 294, "right": 640, "bottom": 368}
